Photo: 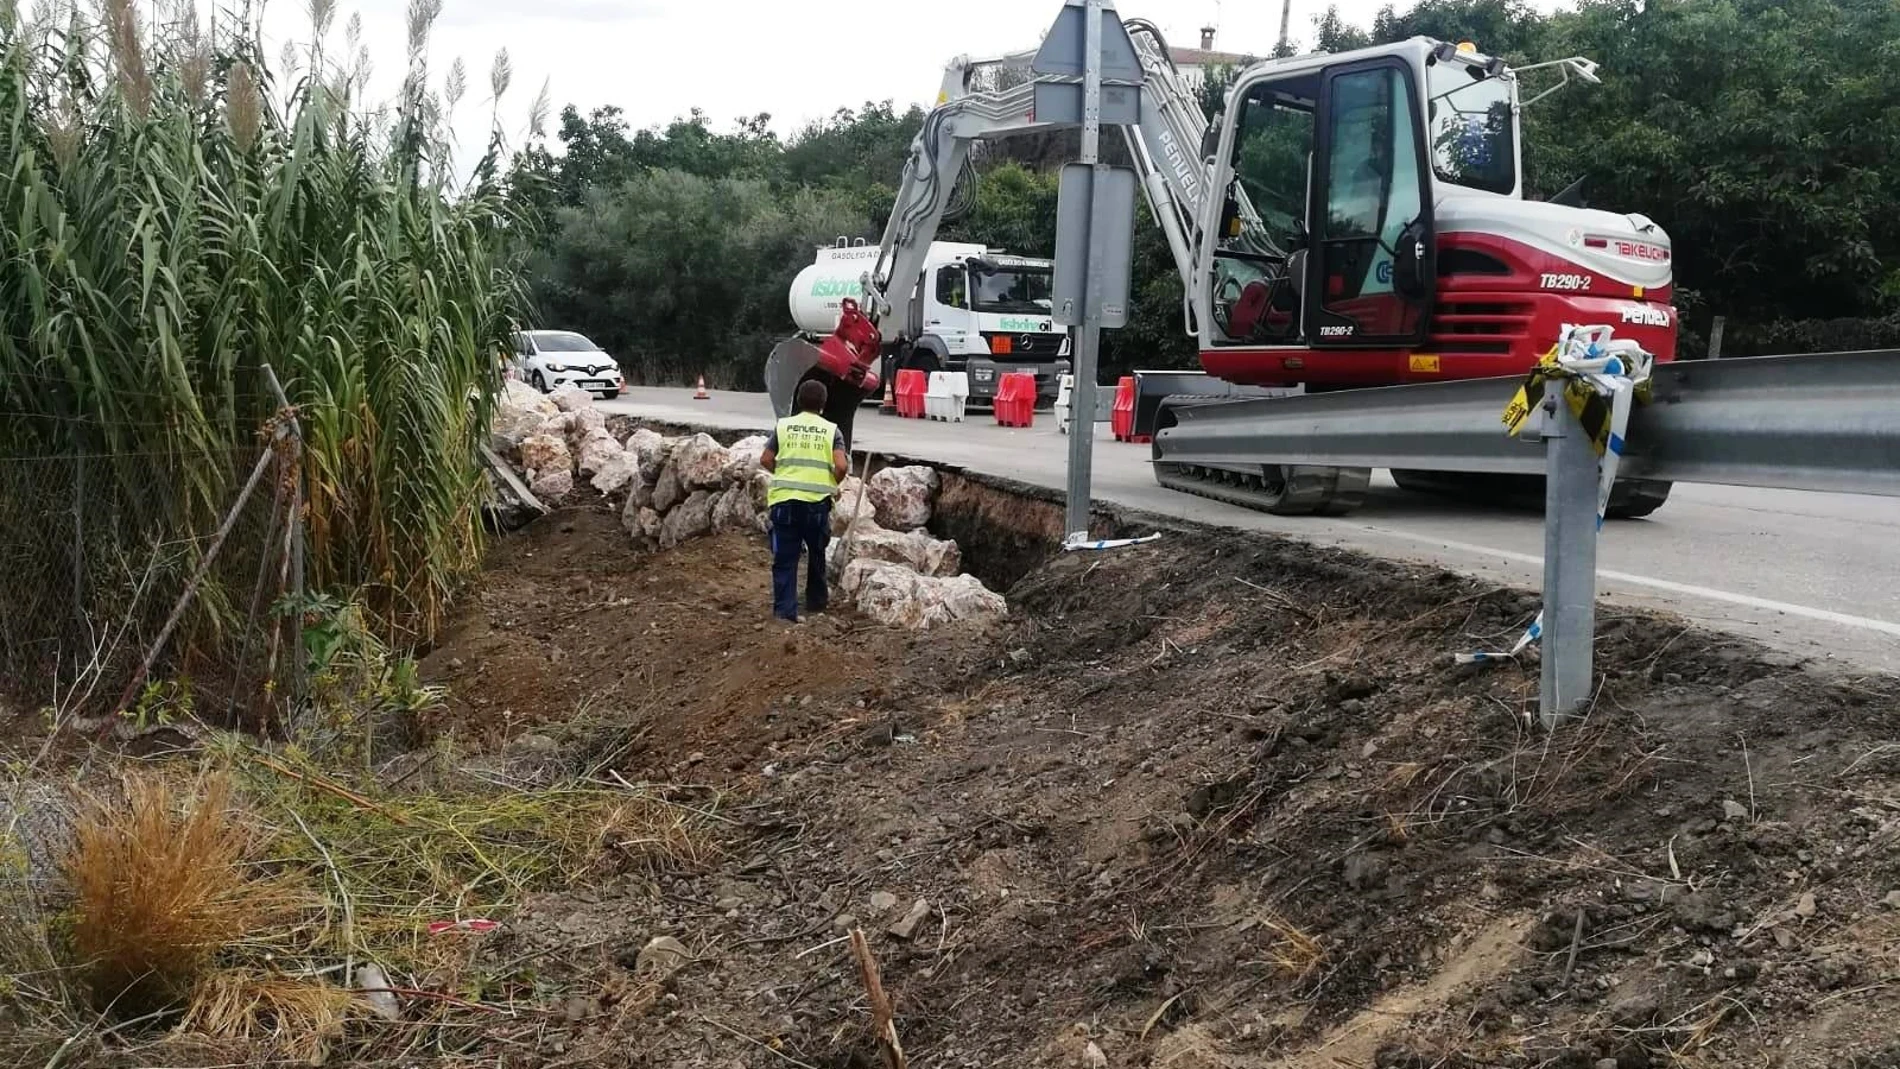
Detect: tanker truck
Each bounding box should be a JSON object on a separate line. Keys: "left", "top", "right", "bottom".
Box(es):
{"left": 771, "top": 239, "right": 1071, "bottom": 443}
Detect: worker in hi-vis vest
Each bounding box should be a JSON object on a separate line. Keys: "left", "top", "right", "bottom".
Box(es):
{"left": 760, "top": 379, "right": 851, "bottom": 622}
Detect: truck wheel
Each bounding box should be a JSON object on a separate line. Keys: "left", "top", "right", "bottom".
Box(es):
{"left": 1606, "top": 479, "right": 1672, "bottom": 519}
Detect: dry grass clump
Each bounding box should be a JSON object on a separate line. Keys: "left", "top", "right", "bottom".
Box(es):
{"left": 180, "top": 969, "right": 357, "bottom": 1063}
{"left": 65, "top": 769, "right": 291, "bottom": 1018}
{"left": 586, "top": 793, "right": 724, "bottom": 875}
{"left": 0, "top": 739, "right": 722, "bottom": 1060}
{"left": 1256, "top": 910, "right": 1326, "bottom": 980}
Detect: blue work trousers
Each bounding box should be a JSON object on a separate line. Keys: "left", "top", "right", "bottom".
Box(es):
{"left": 769, "top": 499, "right": 832, "bottom": 621}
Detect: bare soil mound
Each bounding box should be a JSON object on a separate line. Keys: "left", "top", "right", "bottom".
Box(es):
{"left": 417, "top": 497, "right": 1900, "bottom": 1069}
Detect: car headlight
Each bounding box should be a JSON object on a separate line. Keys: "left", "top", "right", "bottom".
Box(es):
{"left": 546, "top": 363, "right": 567, "bottom": 373}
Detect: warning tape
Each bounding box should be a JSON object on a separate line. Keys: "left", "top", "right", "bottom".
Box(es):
{"left": 1063, "top": 533, "right": 1163, "bottom": 552}
{"left": 1458, "top": 325, "right": 1654, "bottom": 665}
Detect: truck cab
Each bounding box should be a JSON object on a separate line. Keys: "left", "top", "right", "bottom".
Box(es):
{"left": 898, "top": 243, "right": 1071, "bottom": 405}
{"left": 787, "top": 239, "right": 1071, "bottom": 408}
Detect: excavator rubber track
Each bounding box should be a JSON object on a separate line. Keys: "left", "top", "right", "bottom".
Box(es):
{"left": 1152, "top": 459, "right": 1370, "bottom": 517}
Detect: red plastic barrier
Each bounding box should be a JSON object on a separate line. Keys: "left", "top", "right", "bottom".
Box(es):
{"left": 895, "top": 368, "right": 928, "bottom": 418}
{"left": 993, "top": 372, "right": 1037, "bottom": 427}
{"left": 1111, "top": 375, "right": 1148, "bottom": 442}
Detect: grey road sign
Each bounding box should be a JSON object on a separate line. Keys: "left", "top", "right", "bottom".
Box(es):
{"left": 1031, "top": 0, "right": 1143, "bottom": 80}
{"left": 1053, "top": 164, "right": 1136, "bottom": 329}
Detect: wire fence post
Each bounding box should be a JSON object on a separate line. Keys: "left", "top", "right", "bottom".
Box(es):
{"left": 289, "top": 439, "right": 306, "bottom": 709}
{"left": 1541, "top": 390, "right": 1598, "bottom": 727}
{"left": 71, "top": 449, "right": 84, "bottom": 626}
{"left": 262, "top": 364, "right": 306, "bottom": 712}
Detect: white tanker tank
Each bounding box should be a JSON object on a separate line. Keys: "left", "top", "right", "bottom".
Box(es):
{"left": 786, "top": 240, "right": 995, "bottom": 334}
{"left": 787, "top": 243, "right": 887, "bottom": 334}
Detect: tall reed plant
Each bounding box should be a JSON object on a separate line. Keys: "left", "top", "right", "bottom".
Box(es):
{"left": 0, "top": 0, "right": 536, "bottom": 649}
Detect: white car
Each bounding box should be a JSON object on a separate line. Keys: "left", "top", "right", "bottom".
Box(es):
{"left": 511, "top": 330, "right": 625, "bottom": 399}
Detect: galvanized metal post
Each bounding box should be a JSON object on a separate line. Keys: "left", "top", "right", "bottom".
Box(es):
{"left": 1062, "top": 0, "right": 1106, "bottom": 540}
{"left": 1541, "top": 391, "right": 1598, "bottom": 726}
{"left": 1707, "top": 315, "right": 1726, "bottom": 360}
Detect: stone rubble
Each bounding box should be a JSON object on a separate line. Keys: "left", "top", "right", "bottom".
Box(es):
{"left": 832, "top": 475, "right": 871, "bottom": 535}
{"left": 530, "top": 467, "right": 575, "bottom": 502}
{"left": 492, "top": 380, "right": 559, "bottom": 453}
{"left": 517, "top": 433, "right": 574, "bottom": 504}
{"left": 671, "top": 433, "right": 733, "bottom": 491}
{"left": 588, "top": 449, "right": 640, "bottom": 496}
{"left": 828, "top": 518, "right": 962, "bottom": 578}
{"left": 549, "top": 385, "right": 597, "bottom": 413}
{"left": 839, "top": 559, "right": 1006, "bottom": 631}
{"left": 866, "top": 465, "right": 940, "bottom": 530}
{"left": 575, "top": 428, "right": 624, "bottom": 478}
{"left": 493, "top": 388, "right": 1004, "bottom": 632}
{"left": 625, "top": 428, "right": 672, "bottom": 477}
{"left": 660, "top": 490, "right": 718, "bottom": 548}
{"left": 724, "top": 434, "right": 769, "bottom": 482}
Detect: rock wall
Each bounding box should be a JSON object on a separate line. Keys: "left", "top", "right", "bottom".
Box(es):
{"left": 490, "top": 388, "right": 1008, "bottom": 631}
{"left": 620, "top": 432, "right": 770, "bottom": 546}
{"left": 494, "top": 384, "right": 644, "bottom": 502}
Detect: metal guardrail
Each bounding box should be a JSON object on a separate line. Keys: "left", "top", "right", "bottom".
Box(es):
{"left": 1152, "top": 349, "right": 1900, "bottom": 498}
{"left": 1149, "top": 347, "right": 1900, "bottom": 727}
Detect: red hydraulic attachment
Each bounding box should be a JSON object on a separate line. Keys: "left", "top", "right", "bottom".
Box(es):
{"left": 814, "top": 297, "right": 882, "bottom": 396}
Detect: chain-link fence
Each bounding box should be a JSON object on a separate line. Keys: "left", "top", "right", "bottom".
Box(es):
{"left": 0, "top": 419, "right": 304, "bottom": 729}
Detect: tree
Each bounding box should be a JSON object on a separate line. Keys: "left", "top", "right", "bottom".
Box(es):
{"left": 1195, "top": 63, "right": 1251, "bottom": 124}
{"left": 941, "top": 163, "right": 1059, "bottom": 255}
{"left": 531, "top": 172, "right": 868, "bottom": 387}
{"left": 1522, "top": 0, "right": 1900, "bottom": 329}
{"left": 1313, "top": 6, "right": 1373, "bottom": 51}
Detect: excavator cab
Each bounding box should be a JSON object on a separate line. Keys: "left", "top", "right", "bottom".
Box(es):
{"left": 1200, "top": 40, "right": 1464, "bottom": 382}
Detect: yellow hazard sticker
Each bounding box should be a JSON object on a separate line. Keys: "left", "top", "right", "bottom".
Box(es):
{"left": 1501, "top": 348, "right": 1558, "bottom": 437}
{"left": 1409, "top": 354, "right": 1441, "bottom": 373}
{"left": 1499, "top": 344, "right": 1631, "bottom": 458}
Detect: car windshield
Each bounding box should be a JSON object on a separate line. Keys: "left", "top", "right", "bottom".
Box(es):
{"left": 1427, "top": 58, "right": 1517, "bottom": 195}
{"left": 970, "top": 268, "right": 1054, "bottom": 315}
{"left": 530, "top": 332, "right": 601, "bottom": 353}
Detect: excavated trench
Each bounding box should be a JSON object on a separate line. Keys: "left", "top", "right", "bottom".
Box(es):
{"left": 618, "top": 415, "right": 1138, "bottom": 594}
{"left": 518, "top": 416, "right": 1900, "bottom": 1069}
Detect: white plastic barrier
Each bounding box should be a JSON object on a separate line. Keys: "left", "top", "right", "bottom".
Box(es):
{"left": 925, "top": 371, "right": 970, "bottom": 422}
{"left": 1054, "top": 374, "right": 1112, "bottom": 433}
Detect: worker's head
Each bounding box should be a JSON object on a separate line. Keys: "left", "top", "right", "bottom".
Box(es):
{"left": 796, "top": 379, "right": 828, "bottom": 414}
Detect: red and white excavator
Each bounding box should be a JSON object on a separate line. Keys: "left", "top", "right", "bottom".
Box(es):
{"left": 765, "top": 18, "right": 1679, "bottom": 516}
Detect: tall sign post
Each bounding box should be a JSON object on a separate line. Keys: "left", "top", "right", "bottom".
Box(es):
{"left": 1033, "top": 0, "right": 1144, "bottom": 541}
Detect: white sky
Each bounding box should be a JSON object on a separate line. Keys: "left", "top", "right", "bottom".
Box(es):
{"left": 259, "top": 0, "right": 1562, "bottom": 174}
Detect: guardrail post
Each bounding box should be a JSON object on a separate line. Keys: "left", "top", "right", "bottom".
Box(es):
{"left": 1541, "top": 390, "right": 1598, "bottom": 726}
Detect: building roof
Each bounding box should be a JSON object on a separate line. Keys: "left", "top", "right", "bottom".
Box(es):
{"left": 1168, "top": 46, "right": 1257, "bottom": 69}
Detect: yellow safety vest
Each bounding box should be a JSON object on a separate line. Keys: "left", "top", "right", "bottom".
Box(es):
{"left": 767, "top": 411, "right": 840, "bottom": 505}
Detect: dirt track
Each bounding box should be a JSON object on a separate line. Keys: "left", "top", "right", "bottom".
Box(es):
{"left": 417, "top": 486, "right": 1900, "bottom": 1069}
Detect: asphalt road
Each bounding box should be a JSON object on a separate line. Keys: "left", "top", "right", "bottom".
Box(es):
{"left": 602, "top": 387, "right": 1900, "bottom": 674}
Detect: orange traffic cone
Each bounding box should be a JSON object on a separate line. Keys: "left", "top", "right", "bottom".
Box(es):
{"left": 693, "top": 375, "right": 710, "bottom": 400}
